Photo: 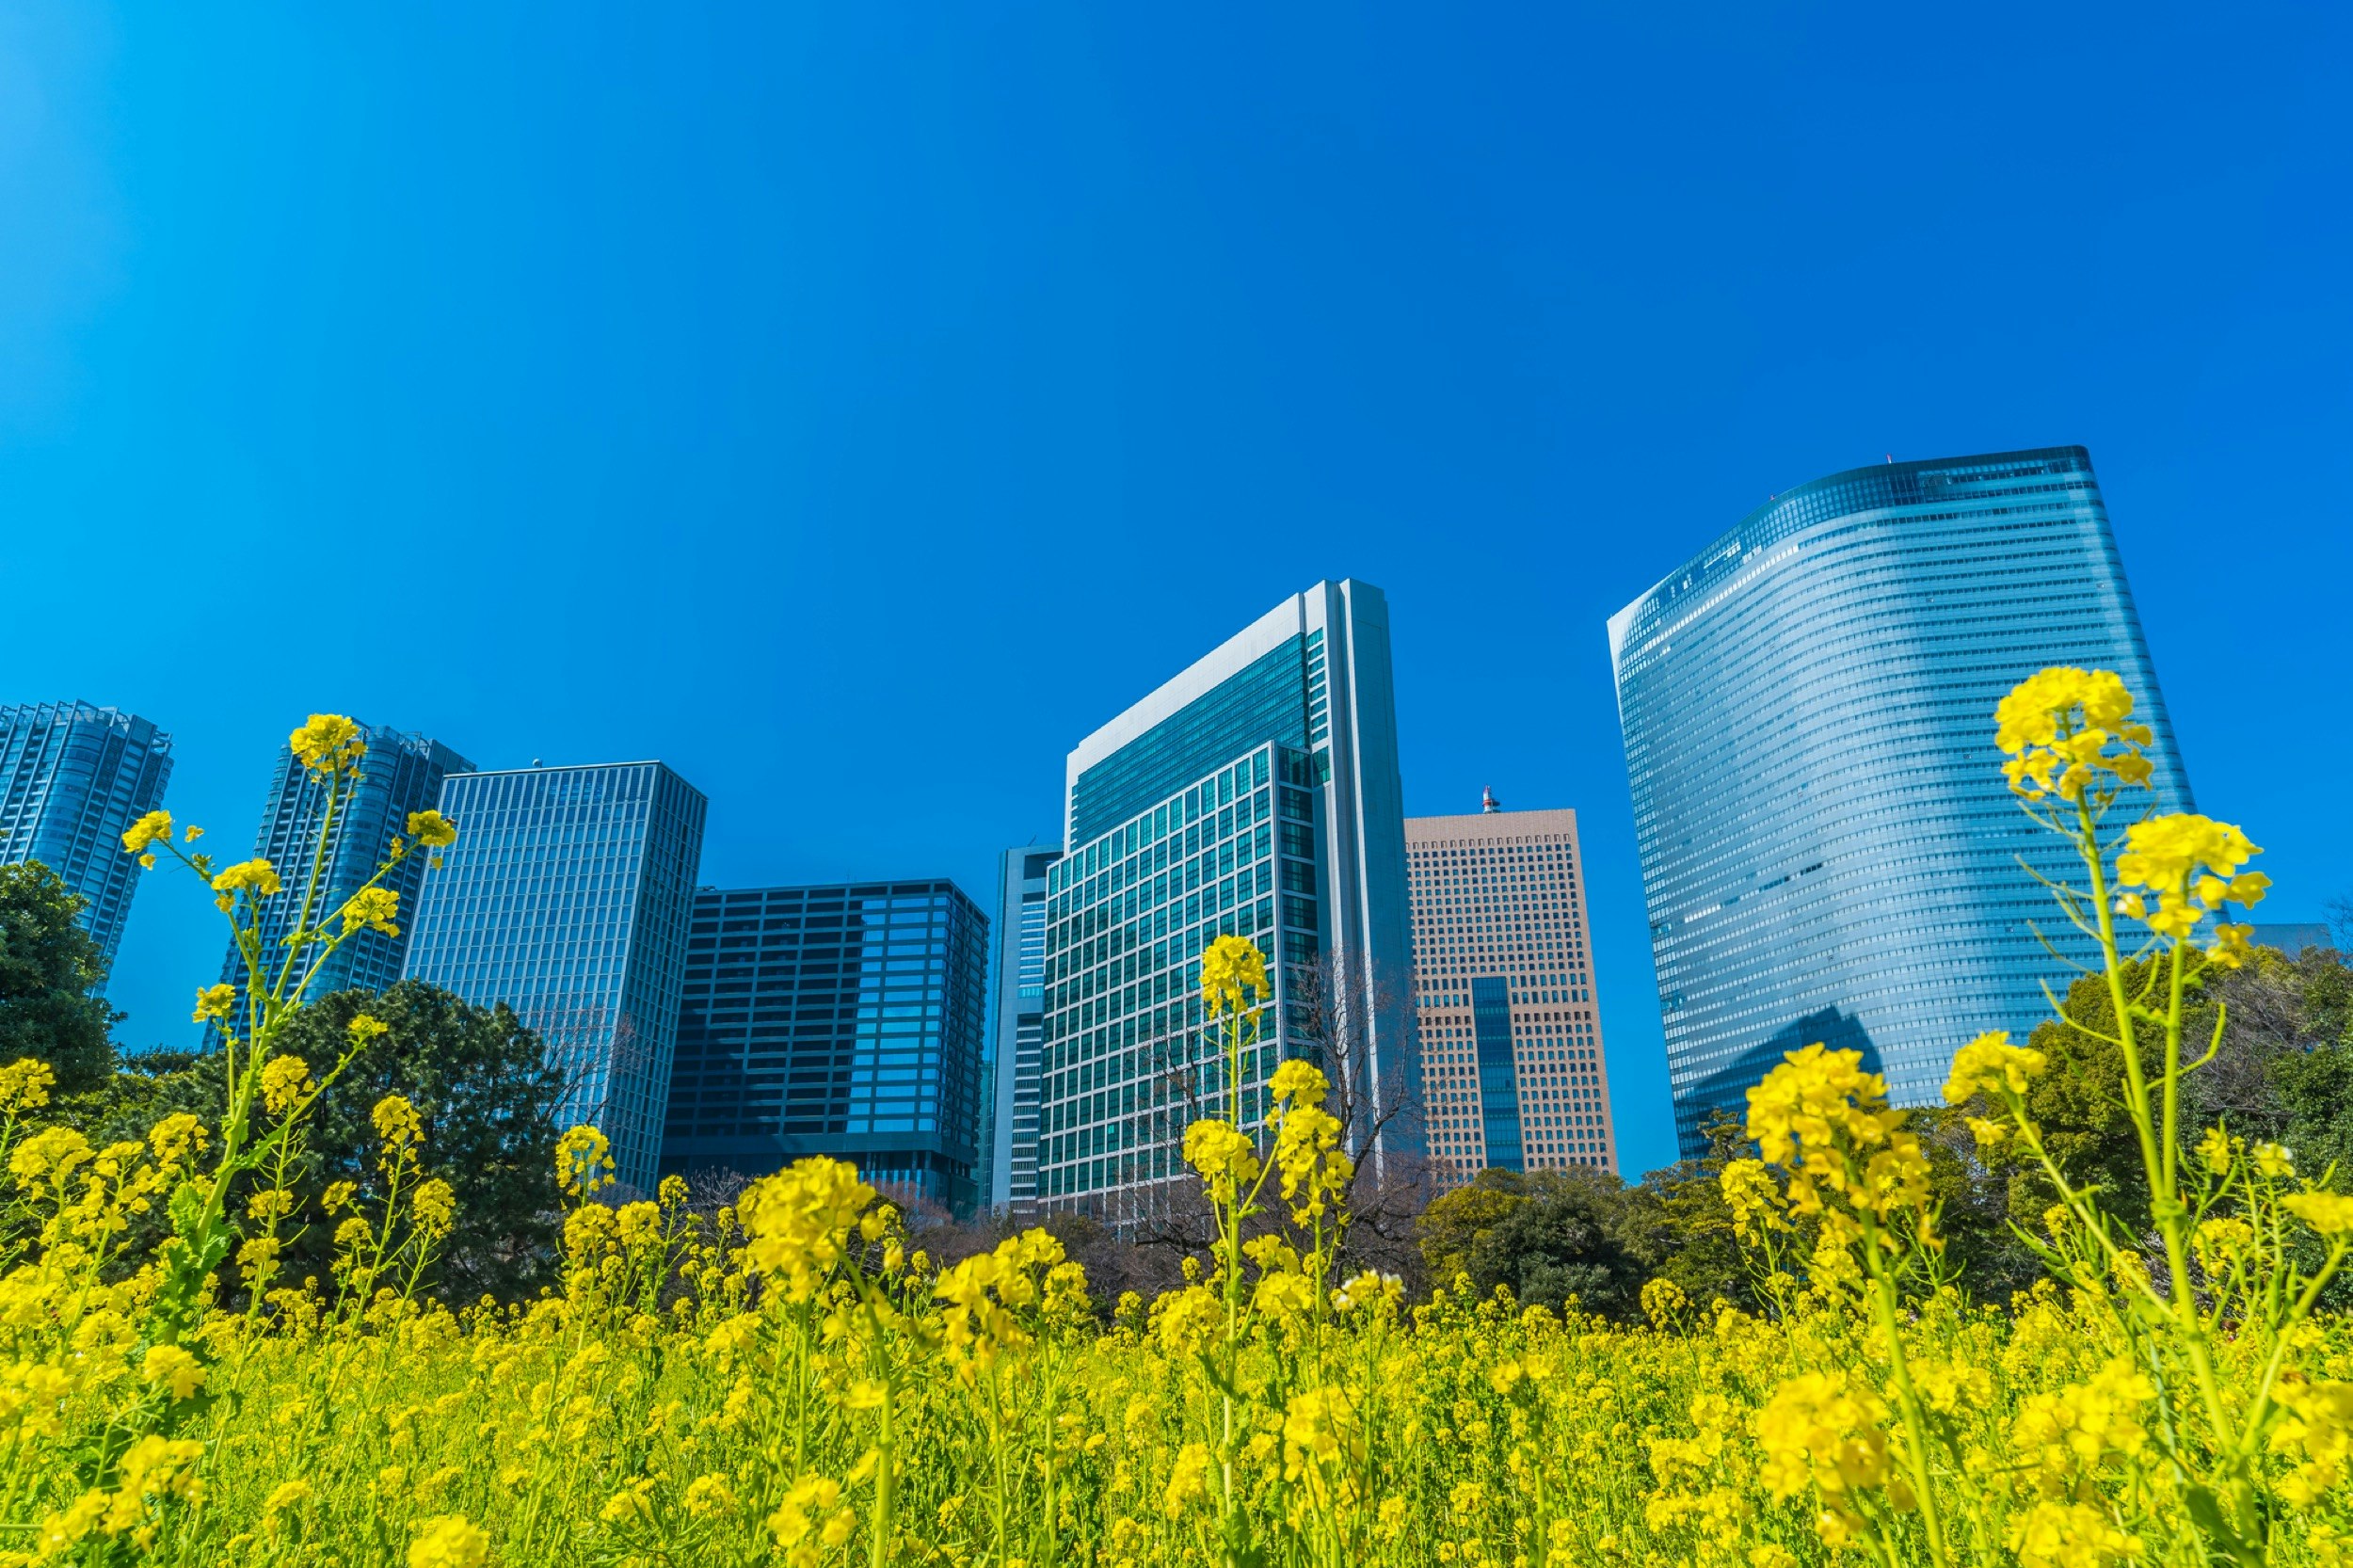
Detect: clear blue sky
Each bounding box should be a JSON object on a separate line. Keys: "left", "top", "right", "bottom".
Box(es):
{"left": 5, "top": 3, "right": 2347, "bottom": 1179}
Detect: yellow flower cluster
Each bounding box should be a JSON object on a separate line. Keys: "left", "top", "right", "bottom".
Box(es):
{"left": 290, "top": 712, "right": 369, "bottom": 776}
{"left": 736, "top": 1156, "right": 877, "bottom": 1303}
{"left": 1743, "top": 1044, "right": 1929, "bottom": 1224}
{"left": 1994, "top": 665, "right": 2153, "bottom": 801}
{"left": 1199, "top": 933, "right": 1269, "bottom": 1018}
{"left": 2113, "top": 811, "right": 2268, "bottom": 944}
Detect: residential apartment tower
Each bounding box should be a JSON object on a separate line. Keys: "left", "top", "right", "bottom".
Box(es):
{"left": 206, "top": 723, "right": 472, "bottom": 1044}
{"left": 0, "top": 701, "right": 173, "bottom": 975}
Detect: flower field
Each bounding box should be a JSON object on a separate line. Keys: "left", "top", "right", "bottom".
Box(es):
{"left": 6, "top": 680, "right": 2353, "bottom": 1568}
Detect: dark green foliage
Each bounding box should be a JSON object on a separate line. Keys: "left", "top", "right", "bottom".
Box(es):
{"left": 272, "top": 982, "right": 567, "bottom": 1303}
{"left": 1418, "top": 1165, "right": 1647, "bottom": 1320}
{"left": 1621, "top": 1113, "right": 1755, "bottom": 1312}
{"left": 2002, "top": 959, "right": 2171, "bottom": 1236}
{"left": 0, "top": 861, "right": 116, "bottom": 1093}
{"left": 1908, "top": 1105, "right": 2042, "bottom": 1303}
{"left": 58, "top": 981, "right": 565, "bottom": 1304}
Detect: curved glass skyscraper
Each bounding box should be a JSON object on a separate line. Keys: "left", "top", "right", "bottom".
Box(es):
{"left": 1608, "top": 447, "right": 2193, "bottom": 1154}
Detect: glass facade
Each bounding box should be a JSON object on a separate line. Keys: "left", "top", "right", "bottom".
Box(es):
{"left": 1407, "top": 808, "right": 1614, "bottom": 1190}
{"left": 401, "top": 762, "right": 708, "bottom": 1192}
{"left": 984, "top": 845, "right": 1061, "bottom": 1215}
{"left": 1608, "top": 446, "right": 2195, "bottom": 1155}
{"left": 204, "top": 724, "right": 472, "bottom": 1047}
{"left": 659, "top": 880, "right": 990, "bottom": 1212}
{"left": 0, "top": 701, "right": 173, "bottom": 979}
{"left": 1046, "top": 581, "right": 1418, "bottom": 1223}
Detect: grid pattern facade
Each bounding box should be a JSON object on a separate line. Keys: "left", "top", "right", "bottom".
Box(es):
{"left": 1607, "top": 446, "right": 2195, "bottom": 1155}
{"left": 205, "top": 725, "right": 472, "bottom": 1046}
{"left": 1408, "top": 809, "right": 1613, "bottom": 1190}
{"left": 1041, "top": 746, "right": 1302, "bottom": 1221}
{"left": 1068, "top": 638, "right": 1323, "bottom": 847}
{"left": 1042, "top": 579, "right": 1419, "bottom": 1224}
{"left": 0, "top": 701, "right": 173, "bottom": 977}
{"left": 401, "top": 762, "right": 708, "bottom": 1192}
{"left": 984, "top": 846, "right": 1062, "bottom": 1215}
{"left": 660, "top": 881, "right": 990, "bottom": 1212}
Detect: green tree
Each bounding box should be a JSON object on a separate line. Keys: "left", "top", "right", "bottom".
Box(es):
{"left": 1621, "top": 1113, "right": 1755, "bottom": 1311}
{"left": 0, "top": 861, "right": 116, "bottom": 1092}
{"left": 272, "top": 981, "right": 567, "bottom": 1302}
{"left": 1972, "top": 958, "right": 2176, "bottom": 1237}
{"left": 1417, "top": 1166, "right": 1645, "bottom": 1320}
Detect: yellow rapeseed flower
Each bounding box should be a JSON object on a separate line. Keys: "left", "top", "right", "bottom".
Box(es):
{"left": 141, "top": 1343, "right": 208, "bottom": 1400}
{"left": 1943, "top": 1030, "right": 2046, "bottom": 1104}
{"left": 1162, "top": 1442, "right": 1211, "bottom": 1518}
{"left": 736, "top": 1157, "right": 875, "bottom": 1303}
{"left": 290, "top": 713, "right": 368, "bottom": 776}
{"left": 408, "top": 1513, "right": 489, "bottom": 1568}
{"left": 191, "top": 983, "right": 236, "bottom": 1024}
{"left": 2284, "top": 1192, "right": 2353, "bottom": 1237}
{"left": 407, "top": 808, "right": 459, "bottom": 847}
{"left": 0, "top": 1056, "right": 56, "bottom": 1117}
{"left": 262, "top": 1054, "right": 312, "bottom": 1116}
{"left": 1182, "top": 1117, "right": 1261, "bottom": 1203}
{"left": 1744, "top": 1045, "right": 1929, "bottom": 1222}
{"left": 2113, "top": 813, "right": 2263, "bottom": 941}
{"left": 342, "top": 887, "right": 401, "bottom": 937}
{"left": 1993, "top": 667, "right": 2153, "bottom": 802}
{"left": 555, "top": 1125, "right": 616, "bottom": 1197}
{"left": 373, "top": 1095, "right": 423, "bottom": 1150}
{"left": 1199, "top": 934, "right": 1269, "bottom": 1017}
{"left": 211, "top": 859, "right": 283, "bottom": 899}
{"left": 121, "top": 808, "right": 175, "bottom": 855}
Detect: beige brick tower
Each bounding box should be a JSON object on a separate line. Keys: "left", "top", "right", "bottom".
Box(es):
{"left": 1407, "top": 796, "right": 1612, "bottom": 1190}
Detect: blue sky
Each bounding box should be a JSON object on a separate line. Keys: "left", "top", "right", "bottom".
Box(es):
{"left": 4, "top": 3, "right": 2347, "bottom": 1179}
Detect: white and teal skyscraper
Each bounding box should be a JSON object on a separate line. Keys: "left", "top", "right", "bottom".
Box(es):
{"left": 1608, "top": 447, "right": 2195, "bottom": 1155}
{"left": 403, "top": 761, "right": 708, "bottom": 1193}
{"left": 1038, "top": 581, "right": 1419, "bottom": 1223}
{"left": 0, "top": 700, "right": 173, "bottom": 978}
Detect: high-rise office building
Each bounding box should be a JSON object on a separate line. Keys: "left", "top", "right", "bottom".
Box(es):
{"left": 984, "top": 844, "right": 1062, "bottom": 1214}
{"left": 204, "top": 724, "right": 472, "bottom": 1045}
{"left": 1407, "top": 799, "right": 1613, "bottom": 1189}
{"left": 659, "top": 880, "right": 991, "bottom": 1210}
{"left": 0, "top": 700, "right": 173, "bottom": 976}
{"left": 1038, "top": 581, "right": 1418, "bottom": 1222}
{"left": 1608, "top": 446, "right": 2194, "bottom": 1155}
{"left": 402, "top": 762, "right": 708, "bottom": 1192}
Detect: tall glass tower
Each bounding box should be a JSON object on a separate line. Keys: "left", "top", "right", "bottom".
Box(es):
{"left": 1608, "top": 447, "right": 2194, "bottom": 1154}
{"left": 984, "top": 844, "right": 1061, "bottom": 1215}
{"left": 0, "top": 701, "right": 173, "bottom": 977}
{"left": 1040, "top": 581, "right": 1418, "bottom": 1222}
{"left": 402, "top": 762, "right": 708, "bottom": 1192}
{"left": 659, "top": 880, "right": 989, "bottom": 1209}
{"left": 204, "top": 723, "right": 472, "bottom": 1046}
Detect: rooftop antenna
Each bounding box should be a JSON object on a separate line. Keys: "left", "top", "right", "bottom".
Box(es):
{"left": 1481, "top": 785, "right": 1501, "bottom": 814}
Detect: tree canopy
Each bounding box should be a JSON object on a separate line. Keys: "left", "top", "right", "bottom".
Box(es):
{"left": 0, "top": 861, "right": 115, "bottom": 1093}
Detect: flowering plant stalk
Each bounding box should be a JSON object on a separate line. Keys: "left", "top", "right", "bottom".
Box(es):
{"left": 125, "top": 713, "right": 459, "bottom": 1358}
{"left": 1957, "top": 666, "right": 2348, "bottom": 1560}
